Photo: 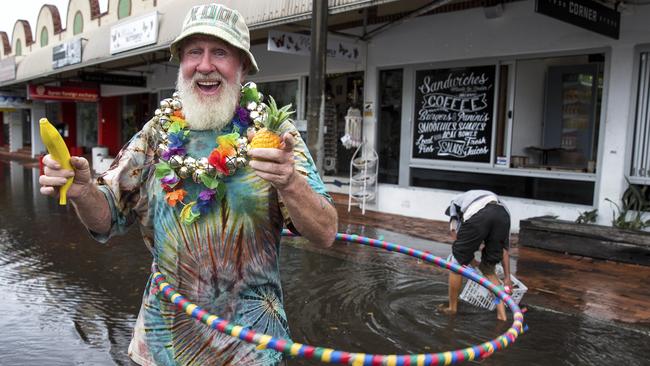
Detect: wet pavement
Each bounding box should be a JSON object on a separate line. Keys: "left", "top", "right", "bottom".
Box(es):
{"left": 1, "top": 157, "right": 650, "bottom": 365}
{"left": 333, "top": 196, "right": 650, "bottom": 327}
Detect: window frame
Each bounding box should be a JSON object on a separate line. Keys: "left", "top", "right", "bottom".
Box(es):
{"left": 627, "top": 44, "right": 650, "bottom": 185}
{"left": 249, "top": 76, "right": 304, "bottom": 120}
{"left": 40, "top": 27, "right": 48, "bottom": 47}
{"left": 73, "top": 11, "right": 84, "bottom": 35}
{"left": 118, "top": 0, "right": 132, "bottom": 19}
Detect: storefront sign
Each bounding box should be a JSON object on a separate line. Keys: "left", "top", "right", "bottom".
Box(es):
{"left": 80, "top": 72, "right": 146, "bottom": 87}
{"left": 267, "top": 30, "right": 361, "bottom": 62}
{"left": 110, "top": 11, "right": 159, "bottom": 54}
{"left": 412, "top": 65, "right": 496, "bottom": 163}
{"left": 0, "top": 94, "right": 29, "bottom": 108}
{"left": 0, "top": 57, "right": 16, "bottom": 82}
{"left": 52, "top": 38, "right": 82, "bottom": 69}
{"left": 535, "top": 0, "right": 620, "bottom": 39}
{"left": 28, "top": 85, "right": 99, "bottom": 102}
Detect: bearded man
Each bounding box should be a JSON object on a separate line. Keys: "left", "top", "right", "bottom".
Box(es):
{"left": 39, "top": 3, "right": 338, "bottom": 365}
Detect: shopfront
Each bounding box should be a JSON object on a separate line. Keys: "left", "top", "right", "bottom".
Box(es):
{"left": 357, "top": 0, "right": 649, "bottom": 229}
{"left": 28, "top": 84, "right": 100, "bottom": 156}
{"left": 400, "top": 53, "right": 604, "bottom": 206}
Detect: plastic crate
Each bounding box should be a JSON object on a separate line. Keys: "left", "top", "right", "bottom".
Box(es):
{"left": 459, "top": 265, "right": 527, "bottom": 311}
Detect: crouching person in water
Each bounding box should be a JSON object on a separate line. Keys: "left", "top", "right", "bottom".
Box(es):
{"left": 38, "top": 3, "right": 338, "bottom": 365}
{"left": 442, "top": 190, "right": 512, "bottom": 321}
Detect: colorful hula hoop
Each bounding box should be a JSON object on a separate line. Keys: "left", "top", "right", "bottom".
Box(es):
{"left": 152, "top": 230, "right": 526, "bottom": 365}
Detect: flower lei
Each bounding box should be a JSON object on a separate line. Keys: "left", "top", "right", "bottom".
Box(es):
{"left": 153, "top": 82, "right": 267, "bottom": 224}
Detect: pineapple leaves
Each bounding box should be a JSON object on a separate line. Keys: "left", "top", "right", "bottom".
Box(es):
{"left": 265, "top": 95, "right": 295, "bottom": 132}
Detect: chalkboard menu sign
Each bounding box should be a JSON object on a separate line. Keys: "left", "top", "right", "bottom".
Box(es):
{"left": 412, "top": 65, "right": 496, "bottom": 163}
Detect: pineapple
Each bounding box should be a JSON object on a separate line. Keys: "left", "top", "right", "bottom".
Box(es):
{"left": 249, "top": 96, "right": 294, "bottom": 149}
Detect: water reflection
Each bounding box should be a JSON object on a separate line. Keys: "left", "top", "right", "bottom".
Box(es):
{"left": 1, "top": 160, "right": 649, "bottom": 366}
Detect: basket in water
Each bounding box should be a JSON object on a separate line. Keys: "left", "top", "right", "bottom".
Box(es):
{"left": 459, "top": 266, "right": 527, "bottom": 311}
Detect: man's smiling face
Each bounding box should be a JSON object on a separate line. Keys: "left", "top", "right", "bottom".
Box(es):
{"left": 179, "top": 35, "right": 245, "bottom": 99}
{"left": 176, "top": 35, "right": 247, "bottom": 130}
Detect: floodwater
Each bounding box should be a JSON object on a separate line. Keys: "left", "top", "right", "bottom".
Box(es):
{"left": 1, "top": 159, "right": 649, "bottom": 366}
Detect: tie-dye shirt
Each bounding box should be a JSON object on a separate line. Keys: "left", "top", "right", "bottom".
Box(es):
{"left": 93, "top": 119, "right": 329, "bottom": 366}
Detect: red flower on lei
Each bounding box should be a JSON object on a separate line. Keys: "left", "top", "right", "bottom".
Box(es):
{"left": 208, "top": 149, "right": 229, "bottom": 175}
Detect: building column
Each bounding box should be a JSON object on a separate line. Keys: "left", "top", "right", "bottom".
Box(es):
{"left": 30, "top": 102, "right": 46, "bottom": 158}
{"left": 0, "top": 113, "right": 5, "bottom": 146}
{"left": 7, "top": 110, "right": 23, "bottom": 152}
{"left": 595, "top": 45, "right": 635, "bottom": 225}
{"left": 98, "top": 96, "right": 121, "bottom": 155}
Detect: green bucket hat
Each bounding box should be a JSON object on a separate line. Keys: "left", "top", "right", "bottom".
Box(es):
{"left": 170, "top": 3, "right": 259, "bottom": 74}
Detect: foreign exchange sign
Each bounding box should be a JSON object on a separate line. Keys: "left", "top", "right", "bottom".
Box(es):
{"left": 535, "top": 0, "right": 620, "bottom": 39}
{"left": 28, "top": 85, "right": 99, "bottom": 102}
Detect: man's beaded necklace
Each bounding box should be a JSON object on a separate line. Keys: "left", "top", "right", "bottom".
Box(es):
{"left": 152, "top": 82, "right": 267, "bottom": 224}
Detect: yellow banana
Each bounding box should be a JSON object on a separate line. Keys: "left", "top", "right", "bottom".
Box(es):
{"left": 39, "top": 118, "right": 73, "bottom": 205}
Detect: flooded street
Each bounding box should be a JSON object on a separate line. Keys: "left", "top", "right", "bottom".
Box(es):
{"left": 1, "top": 159, "right": 650, "bottom": 366}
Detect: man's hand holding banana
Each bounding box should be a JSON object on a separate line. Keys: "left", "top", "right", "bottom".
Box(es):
{"left": 39, "top": 155, "right": 93, "bottom": 202}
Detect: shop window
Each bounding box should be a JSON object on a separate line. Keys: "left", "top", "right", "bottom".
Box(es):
{"left": 118, "top": 0, "right": 131, "bottom": 19}
{"left": 255, "top": 80, "right": 298, "bottom": 112}
{"left": 40, "top": 27, "right": 48, "bottom": 47}
{"left": 21, "top": 110, "right": 31, "bottom": 146}
{"left": 15, "top": 40, "right": 21, "bottom": 56}
{"left": 122, "top": 93, "right": 159, "bottom": 145}
{"left": 631, "top": 52, "right": 650, "bottom": 181}
{"left": 410, "top": 168, "right": 594, "bottom": 205}
{"left": 510, "top": 54, "right": 603, "bottom": 173}
{"left": 45, "top": 103, "right": 63, "bottom": 139}
{"left": 73, "top": 11, "right": 84, "bottom": 35}
{"left": 412, "top": 65, "right": 496, "bottom": 164}
{"left": 76, "top": 103, "right": 98, "bottom": 149}
{"left": 158, "top": 89, "right": 176, "bottom": 100}
{"left": 256, "top": 79, "right": 301, "bottom": 150}
{"left": 377, "top": 69, "right": 403, "bottom": 184}
{"left": 494, "top": 64, "right": 510, "bottom": 162}
{"left": 324, "top": 72, "right": 364, "bottom": 176}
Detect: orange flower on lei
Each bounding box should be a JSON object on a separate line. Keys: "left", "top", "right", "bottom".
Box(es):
{"left": 165, "top": 189, "right": 187, "bottom": 207}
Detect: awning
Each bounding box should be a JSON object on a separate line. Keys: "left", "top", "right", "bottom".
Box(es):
{"left": 2, "top": 0, "right": 402, "bottom": 88}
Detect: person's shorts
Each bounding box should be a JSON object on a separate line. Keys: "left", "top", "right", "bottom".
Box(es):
{"left": 451, "top": 203, "right": 510, "bottom": 268}
{"left": 447, "top": 254, "right": 497, "bottom": 275}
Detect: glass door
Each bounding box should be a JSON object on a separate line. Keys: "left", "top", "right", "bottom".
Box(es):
{"left": 543, "top": 64, "right": 600, "bottom": 171}
{"left": 377, "top": 69, "right": 403, "bottom": 184}
{"left": 76, "top": 102, "right": 98, "bottom": 150}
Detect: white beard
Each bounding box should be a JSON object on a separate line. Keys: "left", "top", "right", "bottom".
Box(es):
{"left": 176, "top": 70, "right": 241, "bottom": 130}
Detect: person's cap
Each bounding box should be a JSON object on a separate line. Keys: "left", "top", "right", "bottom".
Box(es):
{"left": 169, "top": 3, "right": 259, "bottom": 74}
